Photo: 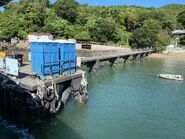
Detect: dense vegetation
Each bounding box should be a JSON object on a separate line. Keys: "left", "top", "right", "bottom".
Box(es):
{"left": 0, "top": 0, "right": 185, "bottom": 51}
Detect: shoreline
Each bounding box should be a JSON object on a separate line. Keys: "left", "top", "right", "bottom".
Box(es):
{"left": 149, "top": 53, "right": 185, "bottom": 61}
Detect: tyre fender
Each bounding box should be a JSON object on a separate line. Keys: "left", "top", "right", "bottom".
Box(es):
{"left": 50, "top": 97, "right": 64, "bottom": 114}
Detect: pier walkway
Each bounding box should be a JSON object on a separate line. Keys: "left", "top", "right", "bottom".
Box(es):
{"left": 80, "top": 50, "right": 154, "bottom": 72}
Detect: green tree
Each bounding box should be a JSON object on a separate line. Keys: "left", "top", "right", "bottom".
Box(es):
{"left": 84, "top": 16, "right": 96, "bottom": 30}
{"left": 162, "top": 15, "right": 177, "bottom": 30}
{"left": 156, "top": 30, "right": 171, "bottom": 51}
{"left": 74, "top": 31, "right": 91, "bottom": 41}
{"left": 0, "top": 1, "right": 184, "bottom": 46}
{"left": 0, "top": 12, "right": 24, "bottom": 40}
{"left": 55, "top": 0, "right": 78, "bottom": 23}
{"left": 63, "top": 25, "right": 76, "bottom": 38}
{"left": 89, "top": 18, "right": 116, "bottom": 43}
{"left": 124, "top": 13, "right": 139, "bottom": 31}
{"left": 130, "top": 19, "right": 162, "bottom": 49}
{"left": 38, "top": 0, "right": 50, "bottom": 8}
{"left": 179, "top": 36, "right": 185, "bottom": 46}
{"left": 43, "top": 19, "right": 68, "bottom": 37}
{"left": 113, "top": 26, "right": 132, "bottom": 46}
{"left": 138, "top": 10, "right": 165, "bottom": 26}
{"left": 177, "top": 10, "right": 185, "bottom": 28}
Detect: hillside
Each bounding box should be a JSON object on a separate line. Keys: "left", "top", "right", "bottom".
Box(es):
{"left": 159, "top": 4, "right": 185, "bottom": 16}
{"left": 0, "top": 0, "right": 184, "bottom": 51}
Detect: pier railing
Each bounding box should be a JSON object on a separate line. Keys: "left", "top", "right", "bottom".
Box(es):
{"left": 41, "top": 60, "right": 76, "bottom": 76}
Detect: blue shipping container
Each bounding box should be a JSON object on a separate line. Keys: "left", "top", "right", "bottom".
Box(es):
{"left": 61, "top": 43, "right": 76, "bottom": 74}
{"left": 30, "top": 41, "right": 76, "bottom": 76}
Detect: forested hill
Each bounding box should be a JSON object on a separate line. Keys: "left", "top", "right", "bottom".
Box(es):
{"left": 0, "top": 0, "right": 185, "bottom": 51}
{"left": 159, "top": 4, "right": 185, "bottom": 14}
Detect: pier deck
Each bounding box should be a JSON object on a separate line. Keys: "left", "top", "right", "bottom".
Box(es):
{"left": 80, "top": 50, "right": 154, "bottom": 72}
{"left": 81, "top": 50, "right": 154, "bottom": 63}
{"left": 7, "top": 64, "right": 82, "bottom": 91}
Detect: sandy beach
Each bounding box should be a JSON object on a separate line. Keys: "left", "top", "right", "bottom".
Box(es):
{"left": 149, "top": 53, "right": 185, "bottom": 61}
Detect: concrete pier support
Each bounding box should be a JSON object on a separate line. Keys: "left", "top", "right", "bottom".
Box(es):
{"left": 142, "top": 52, "right": 147, "bottom": 57}
{"left": 135, "top": 53, "right": 141, "bottom": 60}
{"left": 129, "top": 55, "right": 135, "bottom": 61}
{"left": 109, "top": 58, "right": 117, "bottom": 67}
{"left": 123, "top": 55, "right": 130, "bottom": 63}
{"left": 86, "top": 60, "right": 100, "bottom": 72}
{"left": 146, "top": 52, "right": 150, "bottom": 56}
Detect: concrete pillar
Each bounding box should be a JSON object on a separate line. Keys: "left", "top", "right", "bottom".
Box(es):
{"left": 109, "top": 58, "right": 117, "bottom": 67}
{"left": 86, "top": 60, "right": 100, "bottom": 72}
{"left": 76, "top": 57, "right": 81, "bottom": 68}
{"left": 135, "top": 53, "right": 141, "bottom": 60}
{"left": 123, "top": 55, "right": 130, "bottom": 63}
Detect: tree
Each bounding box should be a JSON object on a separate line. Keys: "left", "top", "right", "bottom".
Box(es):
{"left": 156, "top": 30, "right": 171, "bottom": 51}
{"left": 76, "top": 5, "right": 91, "bottom": 25}
{"left": 138, "top": 10, "right": 165, "bottom": 26}
{"left": 43, "top": 19, "right": 68, "bottom": 37}
{"left": 162, "top": 15, "right": 177, "bottom": 30}
{"left": 17, "top": 30, "right": 27, "bottom": 39}
{"left": 177, "top": 10, "right": 185, "bottom": 28}
{"left": 113, "top": 27, "right": 132, "bottom": 46}
{"left": 130, "top": 19, "right": 162, "bottom": 49}
{"left": 124, "top": 13, "right": 139, "bottom": 31}
{"left": 0, "top": 12, "right": 24, "bottom": 40}
{"left": 38, "top": 0, "right": 50, "bottom": 8}
{"left": 63, "top": 25, "right": 76, "bottom": 38}
{"left": 74, "top": 31, "right": 91, "bottom": 41}
{"left": 89, "top": 18, "right": 116, "bottom": 43}
{"left": 179, "top": 36, "right": 185, "bottom": 46}
{"left": 55, "top": 0, "right": 78, "bottom": 23}
{"left": 0, "top": 1, "right": 184, "bottom": 47}
{"left": 84, "top": 16, "right": 96, "bottom": 31}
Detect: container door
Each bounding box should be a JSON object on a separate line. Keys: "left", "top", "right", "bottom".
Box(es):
{"left": 30, "top": 42, "right": 44, "bottom": 76}
{"left": 43, "top": 43, "right": 60, "bottom": 75}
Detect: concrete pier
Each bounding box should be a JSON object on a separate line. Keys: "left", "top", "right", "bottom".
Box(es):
{"left": 0, "top": 64, "right": 88, "bottom": 126}
{"left": 80, "top": 50, "right": 154, "bottom": 72}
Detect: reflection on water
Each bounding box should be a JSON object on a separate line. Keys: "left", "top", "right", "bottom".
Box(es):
{"left": 1, "top": 57, "right": 185, "bottom": 139}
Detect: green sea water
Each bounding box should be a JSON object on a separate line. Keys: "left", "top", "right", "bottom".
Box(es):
{"left": 1, "top": 57, "right": 185, "bottom": 139}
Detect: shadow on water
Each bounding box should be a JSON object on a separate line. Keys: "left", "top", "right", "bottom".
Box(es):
{"left": 0, "top": 115, "right": 83, "bottom": 139}
{"left": 0, "top": 117, "right": 34, "bottom": 139}
{"left": 0, "top": 74, "right": 83, "bottom": 139}
{"left": 29, "top": 115, "right": 83, "bottom": 139}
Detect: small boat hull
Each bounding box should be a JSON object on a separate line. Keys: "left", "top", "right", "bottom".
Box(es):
{"left": 157, "top": 74, "right": 183, "bottom": 81}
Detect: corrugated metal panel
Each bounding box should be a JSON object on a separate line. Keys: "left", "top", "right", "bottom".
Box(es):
{"left": 43, "top": 42, "right": 60, "bottom": 75}
{"left": 30, "top": 42, "right": 44, "bottom": 76}
{"left": 30, "top": 41, "right": 76, "bottom": 77}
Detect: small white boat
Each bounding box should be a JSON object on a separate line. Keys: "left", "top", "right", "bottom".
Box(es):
{"left": 157, "top": 74, "right": 183, "bottom": 81}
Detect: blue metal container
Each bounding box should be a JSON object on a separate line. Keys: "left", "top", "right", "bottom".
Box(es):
{"left": 62, "top": 43, "right": 76, "bottom": 74}
{"left": 30, "top": 41, "right": 76, "bottom": 76}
